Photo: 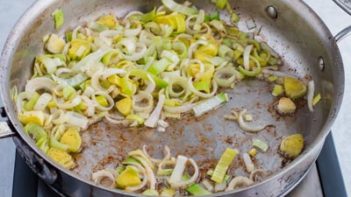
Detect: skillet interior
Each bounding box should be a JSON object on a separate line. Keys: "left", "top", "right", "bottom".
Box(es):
{"left": 1, "top": 0, "right": 343, "bottom": 195}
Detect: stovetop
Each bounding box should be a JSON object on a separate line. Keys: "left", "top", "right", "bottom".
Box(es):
{"left": 11, "top": 134, "right": 346, "bottom": 197}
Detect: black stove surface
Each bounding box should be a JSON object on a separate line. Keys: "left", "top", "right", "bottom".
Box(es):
{"left": 12, "top": 134, "right": 347, "bottom": 197}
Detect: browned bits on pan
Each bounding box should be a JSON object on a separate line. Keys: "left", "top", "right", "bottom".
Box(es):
{"left": 225, "top": 136, "right": 234, "bottom": 145}
{"left": 92, "top": 155, "right": 120, "bottom": 172}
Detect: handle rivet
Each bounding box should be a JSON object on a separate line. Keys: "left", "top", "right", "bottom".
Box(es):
{"left": 318, "top": 57, "right": 325, "bottom": 71}
{"left": 266, "top": 6, "right": 278, "bottom": 19}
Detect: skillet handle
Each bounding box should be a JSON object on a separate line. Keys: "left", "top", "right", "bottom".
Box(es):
{"left": 0, "top": 106, "right": 58, "bottom": 185}
{"left": 335, "top": 26, "right": 351, "bottom": 42}
{"left": 333, "top": 0, "right": 351, "bottom": 42}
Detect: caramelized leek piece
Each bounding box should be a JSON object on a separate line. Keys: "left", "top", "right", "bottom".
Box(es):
{"left": 277, "top": 97, "right": 296, "bottom": 114}
{"left": 284, "top": 77, "right": 307, "bottom": 99}
{"left": 280, "top": 134, "right": 304, "bottom": 159}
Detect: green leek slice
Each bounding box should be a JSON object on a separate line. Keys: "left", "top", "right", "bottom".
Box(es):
{"left": 193, "top": 93, "right": 228, "bottom": 117}
{"left": 252, "top": 139, "right": 269, "bottom": 152}
{"left": 52, "top": 9, "right": 64, "bottom": 30}
{"left": 186, "top": 184, "right": 212, "bottom": 196}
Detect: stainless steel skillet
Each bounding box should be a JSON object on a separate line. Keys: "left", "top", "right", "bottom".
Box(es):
{"left": 0, "top": 0, "right": 349, "bottom": 196}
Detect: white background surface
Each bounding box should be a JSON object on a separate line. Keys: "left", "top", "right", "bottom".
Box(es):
{"left": 0, "top": 0, "right": 350, "bottom": 196}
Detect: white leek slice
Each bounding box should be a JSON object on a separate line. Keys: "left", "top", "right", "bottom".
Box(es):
{"left": 237, "top": 109, "right": 266, "bottom": 132}
{"left": 243, "top": 45, "right": 253, "bottom": 70}
{"left": 242, "top": 153, "right": 255, "bottom": 173}
{"left": 92, "top": 169, "right": 115, "bottom": 188}
{"left": 193, "top": 93, "right": 228, "bottom": 117}
{"left": 56, "top": 96, "right": 81, "bottom": 109}
{"left": 169, "top": 155, "right": 187, "bottom": 185}
{"left": 144, "top": 94, "right": 166, "bottom": 128}
{"left": 38, "top": 56, "right": 64, "bottom": 74}
{"left": 25, "top": 77, "right": 56, "bottom": 96}
{"left": 169, "top": 156, "right": 199, "bottom": 188}
{"left": 188, "top": 78, "right": 218, "bottom": 98}
{"left": 101, "top": 68, "right": 126, "bottom": 79}
{"left": 161, "top": 0, "right": 199, "bottom": 16}
{"left": 307, "top": 80, "right": 315, "bottom": 112}
{"left": 225, "top": 176, "right": 253, "bottom": 191}
{"left": 64, "top": 111, "right": 89, "bottom": 129}
{"left": 133, "top": 92, "right": 154, "bottom": 114}
{"left": 72, "top": 49, "right": 111, "bottom": 72}
{"left": 34, "top": 93, "right": 52, "bottom": 111}
{"left": 164, "top": 103, "right": 195, "bottom": 114}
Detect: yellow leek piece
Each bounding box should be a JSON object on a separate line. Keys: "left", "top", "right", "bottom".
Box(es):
{"left": 96, "top": 15, "right": 118, "bottom": 29}
{"left": 119, "top": 77, "right": 137, "bottom": 96}
{"left": 47, "top": 148, "right": 76, "bottom": 169}
{"left": 211, "top": 148, "right": 238, "bottom": 183}
{"left": 60, "top": 127, "right": 82, "bottom": 153}
{"left": 186, "top": 63, "right": 201, "bottom": 78}
{"left": 248, "top": 148, "right": 257, "bottom": 157}
{"left": 96, "top": 95, "right": 109, "bottom": 107}
{"left": 280, "top": 134, "right": 304, "bottom": 159}
{"left": 193, "top": 65, "right": 215, "bottom": 93}
{"left": 155, "top": 13, "right": 186, "bottom": 33}
{"left": 68, "top": 39, "right": 91, "bottom": 60}
{"left": 116, "top": 97, "right": 132, "bottom": 116}
{"left": 284, "top": 77, "right": 307, "bottom": 99}
{"left": 164, "top": 99, "right": 181, "bottom": 107}
{"left": 126, "top": 114, "right": 144, "bottom": 125}
{"left": 116, "top": 166, "right": 141, "bottom": 189}
{"left": 18, "top": 111, "right": 45, "bottom": 126}
{"left": 312, "top": 93, "right": 321, "bottom": 106}
{"left": 272, "top": 84, "right": 284, "bottom": 97}
{"left": 47, "top": 100, "right": 57, "bottom": 108}
{"left": 74, "top": 101, "right": 88, "bottom": 112}
{"left": 194, "top": 42, "right": 218, "bottom": 63}
{"left": 107, "top": 75, "right": 121, "bottom": 86}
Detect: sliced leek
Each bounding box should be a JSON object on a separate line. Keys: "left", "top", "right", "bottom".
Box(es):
{"left": 211, "top": 148, "right": 238, "bottom": 183}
